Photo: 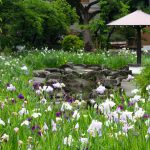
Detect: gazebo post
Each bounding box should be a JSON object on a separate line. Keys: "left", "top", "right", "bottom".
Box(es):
{"left": 136, "top": 26, "right": 142, "bottom": 65}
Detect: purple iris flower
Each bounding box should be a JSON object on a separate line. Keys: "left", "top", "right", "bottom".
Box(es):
{"left": 117, "top": 105, "right": 124, "bottom": 110}
{"left": 67, "top": 98, "right": 75, "bottom": 103}
{"left": 128, "top": 101, "right": 134, "bottom": 107}
{"left": 33, "top": 82, "right": 40, "bottom": 90}
{"left": 37, "top": 131, "right": 42, "bottom": 136}
{"left": 18, "top": 94, "right": 24, "bottom": 99}
{"left": 27, "top": 117, "right": 32, "bottom": 122}
{"left": 143, "top": 114, "right": 150, "bottom": 119}
{"left": 31, "top": 125, "right": 40, "bottom": 131}
{"left": 6, "top": 83, "right": 10, "bottom": 87}
{"left": 12, "top": 98, "right": 16, "bottom": 104}
{"left": 56, "top": 112, "right": 61, "bottom": 117}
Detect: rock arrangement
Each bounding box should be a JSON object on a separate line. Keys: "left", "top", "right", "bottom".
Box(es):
{"left": 33, "top": 63, "right": 132, "bottom": 98}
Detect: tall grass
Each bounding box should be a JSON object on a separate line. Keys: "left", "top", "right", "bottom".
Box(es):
{"left": 21, "top": 49, "right": 139, "bottom": 70}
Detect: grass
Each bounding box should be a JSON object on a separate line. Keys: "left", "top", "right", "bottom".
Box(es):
{"left": 20, "top": 49, "right": 150, "bottom": 70}
{"left": 0, "top": 49, "right": 150, "bottom": 149}
{"left": 20, "top": 49, "right": 137, "bottom": 70}
{"left": 135, "top": 65, "right": 150, "bottom": 96}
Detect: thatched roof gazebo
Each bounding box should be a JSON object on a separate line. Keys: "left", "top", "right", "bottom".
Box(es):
{"left": 107, "top": 10, "right": 150, "bottom": 65}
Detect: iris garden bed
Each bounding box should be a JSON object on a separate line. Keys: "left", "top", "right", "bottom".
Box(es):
{"left": 0, "top": 50, "right": 150, "bottom": 149}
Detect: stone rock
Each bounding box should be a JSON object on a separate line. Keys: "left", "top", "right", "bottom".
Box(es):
{"left": 64, "top": 78, "right": 94, "bottom": 93}
{"left": 72, "top": 65, "right": 89, "bottom": 75}
{"left": 46, "top": 79, "right": 59, "bottom": 85}
{"left": 33, "top": 70, "right": 50, "bottom": 78}
{"left": 83, "top": 71, "right": 105, "bottom": 81}
{"left": 83, "top": 69, "right": 94, "bottom": 73}
{"left": 116, "top": 76, "right": 127, "bottom": 82}
{"left": 60, "top": 62, "right": 74, "bottom": 69}
{"left": 33, "top": 77, "right": 45, "bottom": 86}
{"left": 120, "top": 66, "right": 129, "bottom": 70}
{"left": 118, "top": 70, "right": 132, "bottom": 76}
{"left": 100, "top": 79, "right": 120, "bottom": 88}
{"left": 101, "top": 69, "right": 111, "bottom": 76}
{"left": 87, "top": 66, "right": 102, "bottom": 71}
{"left": 33, "top": 63, "right": 132, "bottom": 97}
{"left": 46, "top": 72, "right": 62, "bottom": 80}
{"left": 45, "top": 68, "right": 62, "bottom": 73}
{"left": 109, "top": 70, "right": 131, "bottom": 79}
{"left": 64, "top": 67, "right": 74, "bottom": 74}
{"left": 109, "top": 71, "right": 120, "bottom": 79}
{"left": 73, "top": 64, "right": 87, "bottom": 67}
{"left": 62, "top": 73, "right": 78, "bottom": 80}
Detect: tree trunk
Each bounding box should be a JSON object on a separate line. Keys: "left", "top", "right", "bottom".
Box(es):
{"left": 83, "top": 29, "right": 94, "bottom": 51}
{"left": 66, "top": 0, "right": 100, "bottom": 52}
{"left": 82, "top": 17, "right": 94, "bottom": 52}
{"left": 32, "top": 34, "right": 37, "bottom": 46}
{"left": 106, "top": 27, "right": 115, "bottom": 51}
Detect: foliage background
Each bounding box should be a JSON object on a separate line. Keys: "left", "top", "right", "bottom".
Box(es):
{"left": 0, "top": 0, "right": 78, "bottom": 50}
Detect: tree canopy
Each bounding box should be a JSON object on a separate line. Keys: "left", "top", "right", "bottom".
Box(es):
{"left": 0, "top": 0, "right": 78, "bottom": 49}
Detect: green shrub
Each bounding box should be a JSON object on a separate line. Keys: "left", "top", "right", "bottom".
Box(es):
{"left": 61, "top": 35, "right": 84, "bottom": 52}
{"left": 135, "top": 66, "right": 150, "bottom": 95}
{"left": 1, "top": 46, "right": 12, "bottom": 55}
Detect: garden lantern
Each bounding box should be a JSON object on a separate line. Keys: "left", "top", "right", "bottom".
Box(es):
{"left": 107, "top": 10, "right": 150, "bottom": 65}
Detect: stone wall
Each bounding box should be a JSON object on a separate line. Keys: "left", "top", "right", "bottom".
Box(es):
{"left": 33, "top": 63, "right": 132, "bottom": 98}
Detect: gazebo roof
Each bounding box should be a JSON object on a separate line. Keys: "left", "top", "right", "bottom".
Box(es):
{"left": 107, "top": 10, "right": 150, "bottom": 26}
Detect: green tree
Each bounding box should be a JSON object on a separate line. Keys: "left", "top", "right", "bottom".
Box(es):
{"left": 66, "top": 0, "right": 131, "bottom": 51}
{"left": 66, "top": 0, "right": 100, "bottom": 51}
{"left": 0, "top": 0, "right": 2, "bottom": 33}
{"left": 0, "top": 0, "right": 78, "bottom": 49}
{"left": 89, "top": 0, "right": 130, "bottom": 49}
{"left": 129, "top": 0, "right": 150, "bottom": 10}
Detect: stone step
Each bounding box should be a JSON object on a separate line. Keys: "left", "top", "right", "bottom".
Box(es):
{"left": 121, "top": 80, "right": 137, "bottom": 97}
{"left": 129, "top": 66, "right": 144, "bottom": 75}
